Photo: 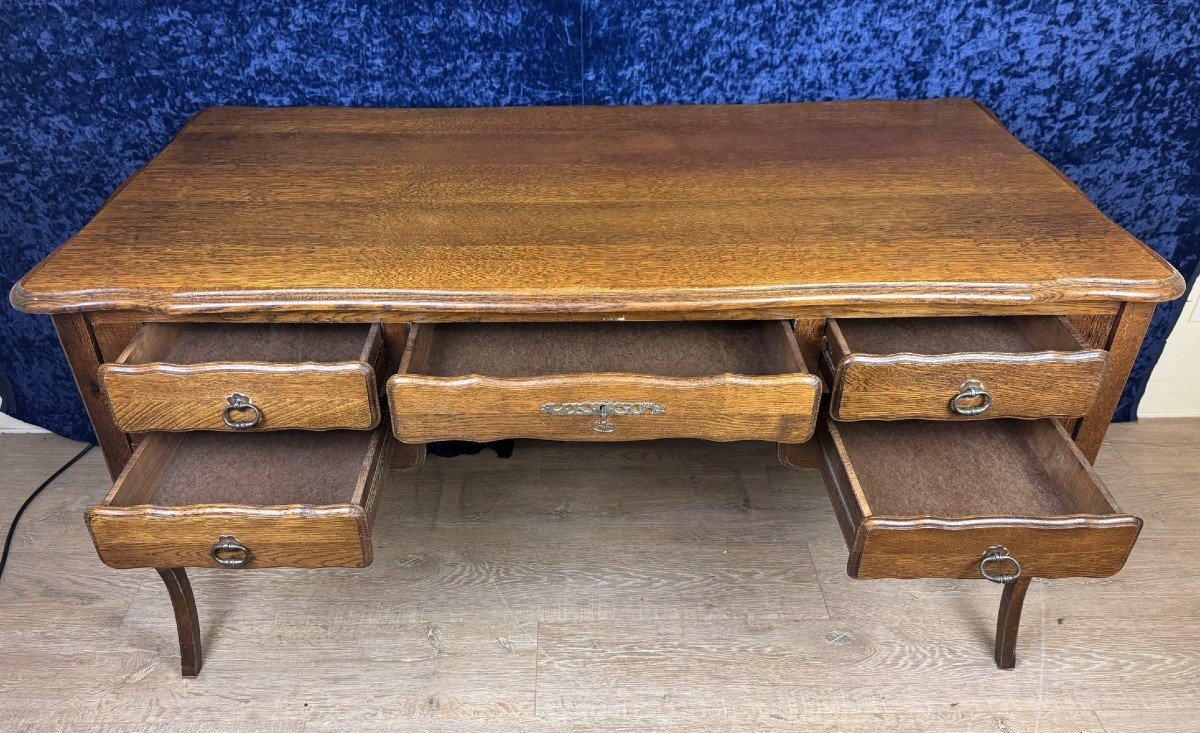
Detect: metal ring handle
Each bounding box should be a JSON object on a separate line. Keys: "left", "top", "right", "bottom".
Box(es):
{"left": 951, "top": 380, "right": 992, "bottom": 416}
{"left": 221, "top": 393, "right": 262, "bottom": 430}
{"left": 211, "top": 536, "right": 252, "bottom": 568}
{"left": 979, "top": 545, "right": 1021, "bottom": 584}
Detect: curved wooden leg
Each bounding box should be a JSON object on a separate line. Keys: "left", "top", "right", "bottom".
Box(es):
{"left": 390, "top": 442, "right": 426, "bottom": 471}
{"left": 994, "top": 575, "right": 1032, "bottom": 670}
{"left": 156, "top": 568, "right": 202, "bottom": 677}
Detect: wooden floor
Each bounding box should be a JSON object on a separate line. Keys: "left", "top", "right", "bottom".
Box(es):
{"left": 1, "top": 421, "right": 1197, "bottom": 732}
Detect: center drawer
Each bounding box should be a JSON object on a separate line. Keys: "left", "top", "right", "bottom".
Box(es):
{"left": 99, "top": 322, "right": 384, "bottom": 432}
{"left": 822, "top": 316, "right": 1109, "bottom": 421}
{"left": 86, "top": 427, "right": 392, "bottom": 569}
{"left": 387, "top": 321, "right": 822, "bottom": 443}
{"left": 816, "top": 417, "right": 1140, "bottom": 580}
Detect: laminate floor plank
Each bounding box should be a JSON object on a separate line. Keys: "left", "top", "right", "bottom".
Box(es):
{"left": 0, "top": 432, "right": 87, "bottom": 540}
{"left": 0, "top": 421, "right": 1197, "bottom": 731}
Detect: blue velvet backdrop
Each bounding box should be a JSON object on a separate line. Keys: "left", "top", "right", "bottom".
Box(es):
{"left": 2, "top": 1, "right": 1197, "bottom": 441}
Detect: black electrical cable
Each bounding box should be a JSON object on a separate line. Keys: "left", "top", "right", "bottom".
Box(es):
{"left": 0, "top": 443, "right": 94, "bottom": 585}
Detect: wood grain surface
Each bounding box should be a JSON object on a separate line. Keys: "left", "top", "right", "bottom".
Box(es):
{"left": 10, "top": 100, "right": 1182, "bottom": 317}
{"left": 51, "top": 313, "right": 131, "bottom": 478}
{"left": 99, "top": 322, "right": 384, "bottom": 432}
{"left": 816, "top": 417, "right": 1141, "bottom": 580}
{"left": 388, "top": 321, "right": 822, "bottom": 443}
{"left": 2, "top": 425, "right": 1198, "bottom": 730}
{"left": 824, "top": 316, "right": 1110, "bottom": 420}
{"left": 86, "top": 427, "right": 391, "bottom": 569}
{"left": 1071, "top": 302, "right": 1158, "bottom": 461}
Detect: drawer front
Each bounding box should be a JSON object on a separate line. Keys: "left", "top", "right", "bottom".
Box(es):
{"left": 846, "top": 520, "right": 1141, "bottom": 580}
{"left": 824, "top": 317, "right": 1109, "bottom": 421}
{"left": 102, "top": 365, "right": 382, "bottom": 432}
{"left": 99, "top": 322, "right": 384, "bottom": 432}
{"left": 828, "top": 357, "right": 1108, "bottom": 421}
{"left": 816, "top": 417, "right": 1141, "bottom": 581}
{"left": 388, "top": 321, "right": 822, "bottom": 444}
{"left": 389, "top": 373, "right": 821, "bottom": 443}
{"left": 88, "top": 508, "right": 375, "bottom": 570}
{"left": 86, "top": 429, "right": 390, "bottom": 569}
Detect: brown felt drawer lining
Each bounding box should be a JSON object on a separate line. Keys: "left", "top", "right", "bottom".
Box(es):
{"left": 835, "top": 420, "right": 1110, "bottom": 517}
{"left": 124, "top": 431, "right": 374, "bottom": 507}
{"left": 835, "top": 317, "right": 1041, "bottom": 355}
{"left": 420, "top": 321, "right": 799, "bottom": 377}
{"left": 157, "top": 323, "right": 372, "bottom": 364}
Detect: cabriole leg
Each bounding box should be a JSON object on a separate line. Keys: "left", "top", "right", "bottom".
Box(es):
{"left": 156, "top": 568, "right": 202, "bottom": 677}
{"left": 994, "top": 575, "right": 1032, "bottom": 670}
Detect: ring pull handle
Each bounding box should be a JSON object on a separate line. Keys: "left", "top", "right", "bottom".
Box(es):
{"left": 211, "top": 536, "right": 252, "bottom": 568}
{"left": 951, "top": 380, "right": 992, "bottom": 416}
{"left": 221, "top": 393, "right": 262, "bottom": 430}
{"left": 979, "top": 545, "right": 1021, "bottom": 584}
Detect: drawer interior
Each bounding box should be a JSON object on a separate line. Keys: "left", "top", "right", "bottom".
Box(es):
{"left": 106, "top": 431, "right": 379, "bottom": 508}
{"left": 818, "top": 416, "right": 1140, "bottom": 580}
{"left": 117, "top": 323, "right": 378, "bottom": 365}
{"left": 833, "top": 419, "right": 1118, "bottom": 518}
{"left": 415, "top": 321, "right": 808, "bottom": 377}
{"left": 830, "top": 316, "right": 1089, "bottom": 357}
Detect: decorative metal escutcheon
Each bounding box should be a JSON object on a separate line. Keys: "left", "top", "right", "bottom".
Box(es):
{"left": 541, "top": 401, "right": 667, "bottom": 434}
{"left": 979, "top": 545, "right": 1021, "bottom": 584}
{"left": 221, "top": 392, "right": 262, "bottom": 430}
{"left": 211, "top": 536, "right": 252, "bottom": 568}
{"left": 950, "top": 379, "right": 992, "bottom": 416}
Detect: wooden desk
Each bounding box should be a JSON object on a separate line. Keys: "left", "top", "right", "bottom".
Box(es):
{"left": 11, "top": 99, "right": 1183, "bottom": 676}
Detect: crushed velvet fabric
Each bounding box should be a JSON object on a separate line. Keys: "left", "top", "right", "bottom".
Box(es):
{"left": 3, "top": 2, "right": 1196, "bottom": 440}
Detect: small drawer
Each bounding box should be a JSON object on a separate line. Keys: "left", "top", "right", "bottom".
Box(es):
{"left": 816, "top": 417, "right": 1140, "bottom": 580}
{"left": 387, "top": 321, "right": 822, "bottom": 443}
{"left": 822, "top": 316, "right": 1109, "bottom": 421}
{"left": 99, "top": 323, "right": 384, "bottom": 432}
{"left": 86, "top": 427, "right": 391, "bottom": 569}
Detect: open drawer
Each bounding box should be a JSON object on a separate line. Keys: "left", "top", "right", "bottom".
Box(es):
{"left": 99, "top": 323, "right": 384, "bottom": 432}
{"left": 816, "top": 417, "right": 1140, "bottom": 580}
{"left": 387, "top": 321, "right": 822, "bottom": 443}
{"left": 86, "top": 427, "right": 392, "bottom": 569}
{"left": 822, "top": 316, "right": 1109, "bottom": 421}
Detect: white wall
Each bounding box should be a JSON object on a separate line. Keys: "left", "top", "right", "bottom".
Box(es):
{"left": 0, "top": 396, "right": 49, "bottom": 432}
{"left": 1139, "top": 287, "right": 1200, "bottom": 418}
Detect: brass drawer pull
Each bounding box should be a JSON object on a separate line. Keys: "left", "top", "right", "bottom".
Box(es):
{"left": 221, "top": 393, "right": 262, "bottom": 429}
{"left": 211, "top": 536, "right": 252, "bottom": 568}
{"left": 950, "top": 380, "right": 992, "bottom": 416}
{"left": 979, "top": 545, "right": 1021, "bottom": 584}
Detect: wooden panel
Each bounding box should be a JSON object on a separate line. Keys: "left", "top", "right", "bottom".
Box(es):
{"left": 86, "top": 427, "right": 390, "bottom": 569}
{"left": 825, "top": 316, "right": 1109, "bottom": 421}
{"left": 51, "top": 313, "right": 131, "bottom": 478}
{"left": 1072, "top": 301, "right": 1158, "bottom": 461}
{"left": 11, "top": 100, "right": 1182, "bottom": 317}
{"left": 388, "top": 322, "right": 822, "bottom": 443}
{"left": 99, "top": 323, "right": 383, "bottom": 432}
{"left": 816, "top": 417, "right": 1142, "bottom": 580}
{"left": 89, "top": 318, "right": 142, "bottom": 363}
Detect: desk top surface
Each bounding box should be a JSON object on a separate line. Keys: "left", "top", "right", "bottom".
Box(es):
{"left": 12, "top": 99, "right": 1182, "bottom": 316}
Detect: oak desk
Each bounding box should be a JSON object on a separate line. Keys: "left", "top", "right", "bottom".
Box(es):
{"left": 11, "top": 99, "right": 1183, "bottom": 676}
